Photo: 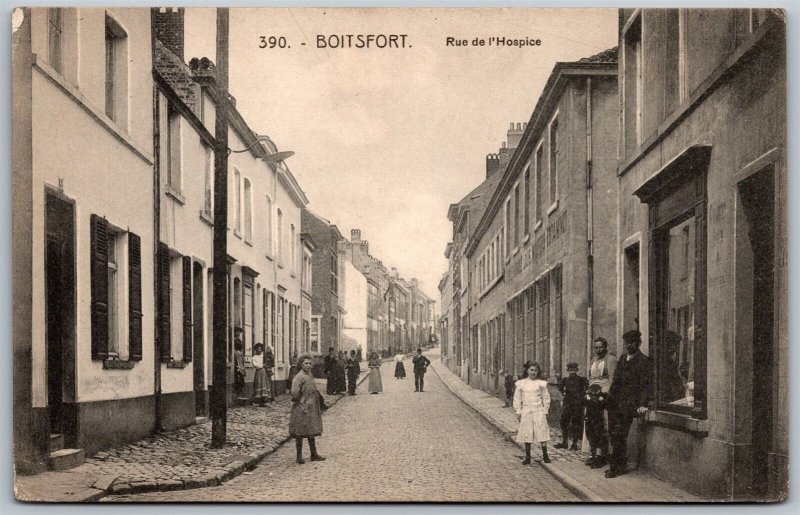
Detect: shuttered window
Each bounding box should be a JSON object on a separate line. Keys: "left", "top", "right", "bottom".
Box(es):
{"left": 90, "top": 215, "right": 110, "bottom": 360}
{"left": 128, "top": 233, "right": 143, "bottom": 360}
{"left": 553, "top": 265, "right": 563, "bottom": 376}
{"left": 157, "top": 242, "right": 171, "bottom": 360}
{"left": 182, "top": 255, "right": 193, "bottom": 362}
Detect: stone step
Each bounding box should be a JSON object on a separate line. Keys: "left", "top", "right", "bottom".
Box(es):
{"left": 49, "top": 448, "right": 85, "bottom": 471}
{"left": 48, "top": 433, "right": 65, "bottom": 453}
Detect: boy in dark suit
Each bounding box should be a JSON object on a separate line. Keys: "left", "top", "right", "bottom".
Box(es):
{"left": 556, "top": 362, "right": 588, "bottom": 450}
{"left": 583, "top": 383, "right": 609, "bottom": 467}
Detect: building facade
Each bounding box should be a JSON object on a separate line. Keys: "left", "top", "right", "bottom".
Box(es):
{"left": 465, "top": 51, "right": 619, "bottom": 415}
{"left": 616, "top": 8, "right": 786, "bottom": 499}
{"left": 302, "top": 209, "right": 344, "bottom": 356}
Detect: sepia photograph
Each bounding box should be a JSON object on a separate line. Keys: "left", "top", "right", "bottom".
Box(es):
{"left": 10, "top": 5, "right": 788, "bottom": 503}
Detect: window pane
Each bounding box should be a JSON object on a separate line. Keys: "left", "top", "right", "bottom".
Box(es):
{"left": 661, "top": 216, "right": 696, "bottom": 406}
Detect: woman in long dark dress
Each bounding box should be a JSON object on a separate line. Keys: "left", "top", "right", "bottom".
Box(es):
{"left": 335, "top": 351, "right": 347, "bottom": 394}
{"left": 394, "top": 352, "right": 406, "bottom": 379}
{"left": 368, "top": 352, "right": 383, "bottom": 394}
{"left": 289, "top": 354, "right": 326, "bottom": 464}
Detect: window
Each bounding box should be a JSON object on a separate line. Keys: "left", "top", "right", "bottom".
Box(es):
{"left": 665, "top": 10, "right": 687, "bottom": 113}
{"left": 524, "top": 166, "right": 531, "bottom": 235}
{"left": 265, "top": 196, "right": 273, "bottom": 256}
{"left": 623, "top": 14, "right": 643, "bottom": 152}
{"left": 276, "top": 297, "right": 284, "bottom": 361}
{"left": 91, "top": 215, "right": 142, "bottom": 362}
{"left": 330, "top": 251, "right": 338, "bottom": 294}
{"left": 750, "top": 8, "right": 769, "bottom": 32}
{"left": 549, "top": 116, "right": 558, "bottom": 206}
{"left": 514, "top": 183, "right": 520, "bottom": 246}
{"left": 505, "top": 199, "right": 511, "bottom": 256}
{"left": 244, "top": 178, "right": 252, "bottom": 242}
{"left": 234, "top": 170, "right": 241, "bottom": 234}
{"left": 104, "top": 15, "right": 128, "bottom": 125}
{"left": 535, "top": 145, "right": 544, "bottom": 222}
{"left": 47, "top": 8, "right": 63, "bottom": 73}
{"left": 166, "top": 105, "right": 182, "bottom": 192}
{"left": 638, "top": 153, "right": 707, "bottom": 417}
{"left": 203, "top": 145, "right": 213, "bottom": 216}
{"left": 290, "top": 224, "right": 296, "bottom": 272}
{"left": 276, "top": 208, "right": 283, "bottom": 265}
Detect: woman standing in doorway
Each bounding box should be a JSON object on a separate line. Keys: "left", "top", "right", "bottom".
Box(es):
{"left": 289, "top": 354, "right": 326, "bottom": 464}
{"left": 367, "top": 352, "right": 383, "bottom": 394}
{"left": 513, "top": 361, "right": 551, "bottom": 464}
{"left": 251, "top": 343, "right": 269, "bottom": 406}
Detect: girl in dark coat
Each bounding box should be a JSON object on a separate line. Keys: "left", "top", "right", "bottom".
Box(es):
{"left": 289, "top": 354, "right": 326, "bottom": 464}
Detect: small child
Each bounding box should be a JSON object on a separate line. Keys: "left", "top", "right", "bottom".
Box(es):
{"left": 503, "top": 371, "right": 516, "bottom": 408}
{"left": 583, "top": 383, "right": 609, "bottom": 467}
{"left": 556, "top": 362, "right": 588, "bottom": 450}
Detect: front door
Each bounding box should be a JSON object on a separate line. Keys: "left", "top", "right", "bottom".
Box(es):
{"left": 45, "top": 191, "right": 76, "bottom": 440}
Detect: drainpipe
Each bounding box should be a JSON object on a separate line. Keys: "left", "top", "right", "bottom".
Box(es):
{"left": 585, "top": 77, "right": 594, "bottom": 371}
{"left": 152, "top": 81, "right": 164, "bottom": 433}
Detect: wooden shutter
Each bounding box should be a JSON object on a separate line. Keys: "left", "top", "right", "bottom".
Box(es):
{"left": 157, "top": 242, "right": 171, "bottom": 360}
{"left": 128, "top": 232, "right": 143, "bottom": 360}
{"left": 182, "top": 255, "right": 193, "bottom": 362}
{"left": 553, "top": 265, "right": 562, "bottom": 376}
{"left": 90, "top": 214, "right": 109, "bottom": 360}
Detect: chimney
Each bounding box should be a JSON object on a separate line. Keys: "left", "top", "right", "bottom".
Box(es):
{"left": 485, "top": 153, "right": 500, "bottom": 179}
{"left": 506, "top": 122, "right": 525, "bottom": 151}
{"left": 361, "top": 240, "right": 369, "bottom": 255}
{"left": 152, "top": 7, "right": 185, "bottom": 61}
{"left": 351, "top": 228, "right": 361, "bottom": 242}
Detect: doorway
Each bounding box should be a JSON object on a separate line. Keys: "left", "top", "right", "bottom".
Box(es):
{"left": 45, "top": 191, "right": 76, "bottom": 441}
{"left": 737, "top": 167, "right": 775, "bottom": 497}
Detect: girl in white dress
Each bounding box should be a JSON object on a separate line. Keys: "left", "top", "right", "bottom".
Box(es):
{"left": 513, "top": 361, "right": 551, "bottom": 464}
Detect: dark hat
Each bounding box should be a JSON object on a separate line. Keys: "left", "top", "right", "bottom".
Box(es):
{"left": 622, "top": 329, "right": 642, "bottom": 342}
{"left": 566, "top": 362, "right": 579, "bottom": 370}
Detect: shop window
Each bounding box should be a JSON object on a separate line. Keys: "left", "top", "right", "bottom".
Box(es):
{"left": 636, "top": 146, "right": 708, "bottom": 418}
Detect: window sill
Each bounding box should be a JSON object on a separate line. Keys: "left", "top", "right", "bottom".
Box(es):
{"left": 199, "top": 210, "right": 214, "bottom": 227}
{"left": 521, "top": 234, "right": 530, "bottom": 245}
{"left": 547, "top": 201, "right": 559, "bottom": 216}
{"left": 512, "top": 247, "right": 519, "bottom": 257}
{"left": 165, "top": 186, "right": 186, "bottom": 205}
{"left": 166, "top": 359, "right": 188, "bottom": 369}
{"left": 233, "top": 229, "right": 242, "bottom": 239}
{"left": 642, "top": 409, "right": 709, "bottom": 437}
{"left": 103, "top": 358, "right": 135, "bottom": 370}
{"left": 244, "top": 239, "right": 254, "bottom": 247}
{"left": 265, "top": 254, "right": 274, "bottom": 262}
{"left": 534, "top": 220, "right": 543, "bottom": 232}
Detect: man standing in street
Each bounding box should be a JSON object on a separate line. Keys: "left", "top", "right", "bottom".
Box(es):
{"left": 605, "top": 330, "right": 651, "bottom": 478}
{"left": 346, "top": 349, "right": 360, "bottom": 395}
{"left": 323, "top": 347, "right": 337, "bottom": 395}
{"left": 412, "top": 348, "right": 431, "bottom": 392}
{"left": 586, "top": 336, "right": 618, "bottom": 468}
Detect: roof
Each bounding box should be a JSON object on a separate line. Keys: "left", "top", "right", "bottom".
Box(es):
{"left": 577, "top": 46, "right": 618, "bottom": 63}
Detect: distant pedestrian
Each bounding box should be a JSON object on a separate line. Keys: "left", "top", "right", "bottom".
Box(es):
{"left": 233, "top": 336, "right": 246, "bottom": 398}
{"left": 251, "top": 343, "right": 270, "bottom": 406}
{"left": 394, "top": 352, "right": 406, "bottom": 379}
{"left": 368, "top": 352, "right": 383, "bottom": 394}
{"left": 290, "top": 353, "right": 326, "bottom": 464}
{"left": 287, "top": 349, "right": 300, "bottom": 391}
{"left": 412, "top": 348, "right": 431, "bottom": 392}
{"left": 503, "top": 371, "right": 517, "bottom": 407}
{"left": 583, "top": 384, "right": 609, "bottom": 467}
{"left": 323, "top": 347, "right": 338, "bottom": 394}
{"left": 346, "top": 350, "right": 360, "bottom": 395}
{"left": 264, "top": 344, "right": 276, "bottom": 400}
{"left": 514, "top": 361, "right": 551, "bottom": 464}
{"left": 586, "top": 336, "right": 618, "bottom": 466}
{"left": 605, "top": 330, "right": 651, "bottom": 478}
{"left": 356, "top": 345, "right": 363, "bottom": 362}
{"left": 335, "top": 351, "right": 347, "bottom": 394}
{"left": 556, "top": 362, "right": 588, "bottom": 450}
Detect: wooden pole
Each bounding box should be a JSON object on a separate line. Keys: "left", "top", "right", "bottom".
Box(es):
{"left": 211, "top": 7, "right": 230, "bottom": 448}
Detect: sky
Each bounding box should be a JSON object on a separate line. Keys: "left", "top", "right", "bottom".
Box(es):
{"left": 183, "top": 8, "right": 618, "bottom": 304}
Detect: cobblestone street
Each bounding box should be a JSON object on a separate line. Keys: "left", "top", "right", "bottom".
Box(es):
{"left": 108, "top": 358, "right": 579, "bottom": 502}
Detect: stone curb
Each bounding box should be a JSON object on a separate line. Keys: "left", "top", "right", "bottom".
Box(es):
{"left": 83, "top": 371, "right": 371, "bottom": 502}
{"left": 429, "top": 360, "right": 594, "bottom": 502}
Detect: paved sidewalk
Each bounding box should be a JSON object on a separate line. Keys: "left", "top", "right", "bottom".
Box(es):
{"left": 15, "top": 373, "right": 368, "bottom": 502}
{"left": 429, "top": 350, "right": 699, "bottom": 502}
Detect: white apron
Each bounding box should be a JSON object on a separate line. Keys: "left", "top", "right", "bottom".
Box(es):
{"left": 513, "top": 378, "right": 551, "bottom": 444}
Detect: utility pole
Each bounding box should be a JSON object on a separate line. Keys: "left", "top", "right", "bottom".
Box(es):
{"left": 211, "top": 7, "right": 230, "bottom": 448}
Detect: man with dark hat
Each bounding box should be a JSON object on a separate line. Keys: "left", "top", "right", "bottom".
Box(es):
{"left": 556, "top": 362, "right": 588, "bottom": 450}
{"left": 412, "top": 348, "right": 431, "bottom": 392}
{"left": 605, "top": 329, "right": 651, "bottom": 478}
{"left": 323, "top": 347, "right": 338, "bottom": 395}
